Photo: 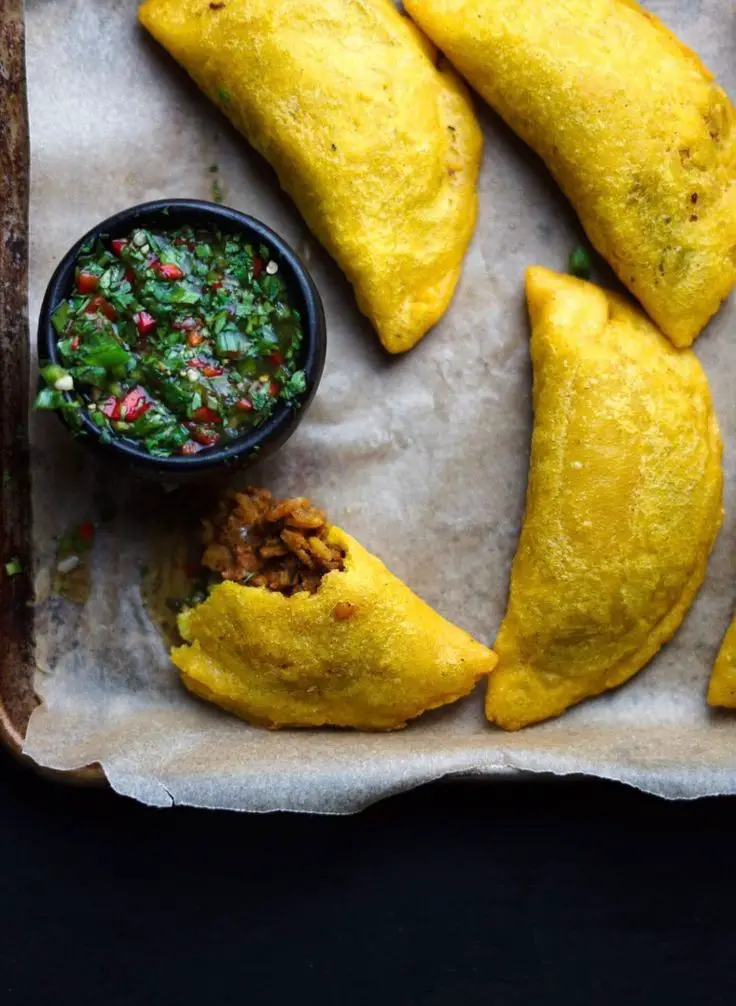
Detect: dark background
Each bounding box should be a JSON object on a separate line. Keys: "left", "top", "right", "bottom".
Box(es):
{"left": 1, "top": 744, "right": 732, "bottom": 1005}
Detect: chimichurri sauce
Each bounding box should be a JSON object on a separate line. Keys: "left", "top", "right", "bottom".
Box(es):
{"left": 35, "top": 225, "right": 306, "bottom": 457}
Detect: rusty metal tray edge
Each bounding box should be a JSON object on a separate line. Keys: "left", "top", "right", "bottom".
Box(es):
{"left": 0, "top": 1, "right": 103, "bottom": 785}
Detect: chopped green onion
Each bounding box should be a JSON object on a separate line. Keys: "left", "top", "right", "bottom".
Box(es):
{"left": 34, "top": 387, "right": 65, "bottom": 410}
{"left": 215, "top": 329, "right": 250, "bottom": 358}
{"left": 78, "top": 340, "right": 132, "bottom": 369}
{"left": 56, "top": 555, "right": 80, "bottom": 575}
{"left": 60, "top": 402, "right": 83, "bottom": 430}
{"left": 4, "top": 557, "right": 22, "bottom": 577}
{"left": 71, "top": 365, "right": 107, "bottom": 389}
{"left": 51, "top": 302, "right": 69, "bottom": 334}
{"left": 40, "top": 364, "right": 69, "bottom": 386}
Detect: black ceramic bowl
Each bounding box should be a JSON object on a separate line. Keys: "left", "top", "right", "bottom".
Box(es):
{"left": 37, "top": 199, "right": 326, "bottom": 481}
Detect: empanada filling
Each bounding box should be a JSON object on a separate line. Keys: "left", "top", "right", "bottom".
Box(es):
{"left": 201, "top": 488, "right": 345, "bottom": 595}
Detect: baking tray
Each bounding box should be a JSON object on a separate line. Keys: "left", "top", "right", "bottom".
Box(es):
{"left": 6, "top": 0, "right": 736, "bottom": 810}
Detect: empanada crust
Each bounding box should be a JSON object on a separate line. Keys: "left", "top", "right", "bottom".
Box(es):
{"left": 487, "top": 268, "right": 723, "bottom": 729}
{"left": 139, "top": 0, "right": 482, "bottom": 353}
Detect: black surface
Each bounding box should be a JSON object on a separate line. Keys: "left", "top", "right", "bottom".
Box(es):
{"left": 1, "top": 744, "right": 734, "bottom": 1005}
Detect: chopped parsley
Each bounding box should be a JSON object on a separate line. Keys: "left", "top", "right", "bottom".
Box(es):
{"left": 57, "top": 521, "right": 95, "bottom": 554}
{"left": 569, "top": 245, "right": 591, "bottom": 280}
{"left": 211, "top": 177, "right": 225, "bottom": 204}
{"left": 35, "top": 225, "right": 306, "bottom": 458}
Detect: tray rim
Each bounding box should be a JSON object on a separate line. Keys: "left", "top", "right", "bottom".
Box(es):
{"left": 0, "top": 0, "right": 103, "bottom": 786}
{"left": 0, "top": 0, "right": 35, "bottom": 760}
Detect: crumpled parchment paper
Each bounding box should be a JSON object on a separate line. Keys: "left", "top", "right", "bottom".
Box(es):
{"left": 22, "top": 0, "right": 736, "bottom": 811}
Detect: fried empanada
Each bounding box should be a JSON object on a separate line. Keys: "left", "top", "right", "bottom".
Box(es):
{"left": 172, "top": 489, "right": 496, "bottom": 729}
{"left": 404, "top": 0, "right": 736, "bottom": 347}
{"left": 708, "top": 618, "right": 736, "bottom": 708}
{"left": 487, "top": 267, "right": 723, "bottom": 730}
{"left": 139, "top": 0, "right": 482, "bottom": 354}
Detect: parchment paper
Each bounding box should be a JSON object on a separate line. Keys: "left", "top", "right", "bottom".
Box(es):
{"left": 21, "top": 0, "right": 736, "bottom": 811}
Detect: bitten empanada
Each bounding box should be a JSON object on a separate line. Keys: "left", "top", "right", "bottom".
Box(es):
{"left": 139, "top": 0, "right": 482, "bottom": 354}
{"left": 172, "top": 490, "right": 496, "bottom": 729}
{"left": 404, "top": 0, "right": 736, "bottom": 346}
{"left": 487, "top": 267, "right": 723, "bottom": 730}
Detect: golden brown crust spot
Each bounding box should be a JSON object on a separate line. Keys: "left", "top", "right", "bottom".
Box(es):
{"left": 332, "top": 602, "right": 358, "bottom": 621}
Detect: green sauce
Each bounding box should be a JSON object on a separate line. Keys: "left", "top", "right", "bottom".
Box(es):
{"left": 36, "top": 225, "right": 306, "bottom": 457}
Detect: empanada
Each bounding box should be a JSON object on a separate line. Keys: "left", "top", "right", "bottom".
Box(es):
{"left": 404, "top": 0, "right": 736, "bottom": 347}
{"left": 708, "top": 618, "right": 736, "bottom": 708}
{"left": 172, "top": 489, "right": 496, "bottom": 729}
{"left": 487, "top": 267, "right": 723, "bottom": 730}
{"left": 139, "top": 0, "right": 482, "bottom": 354}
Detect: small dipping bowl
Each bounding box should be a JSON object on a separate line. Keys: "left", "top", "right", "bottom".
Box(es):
{"left": 37, "top": 199, "right": 326, "bottom": 481}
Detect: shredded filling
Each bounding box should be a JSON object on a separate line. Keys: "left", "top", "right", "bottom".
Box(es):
{"left": 202, "top": 487, "right": 345, "bottom": 594}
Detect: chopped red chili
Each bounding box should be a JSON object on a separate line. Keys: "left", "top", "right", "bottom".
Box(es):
{"left": 192, "top": 358, "right": 224, "bottom": 378}
{"left": 86, "top": 296, "right": 116, "bottom": 321}
{"left": 192, "top": 406, "right": 221, "bottom": 425}
{"left": 192, "top": 428, "right": 219, "bottom": 447}
{"left": 78, "top": 521, "right": 95, "bottom": 543}
{"left": 134, "top": 310, "right": 157, "bottom": 336}
{"left": 76, "top": 271, "right": 98, "bottom": 294}
{"left": 155, "top": 262, "right": 185, "bottom": 281}
{"left": 101, "top": 396, "right": 122, "bottom": 421}
{"left": 121, "top": 387, "right": 150, "bottom": 422}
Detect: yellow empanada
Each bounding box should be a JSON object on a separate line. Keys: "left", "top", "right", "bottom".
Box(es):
{"left": 139, "top": 0, "right": 482, "bottom": 354}
{"left": 404, "top": 0, "right": 736, "bottom": 346}
{"left": 708, "top": 618, "right": 736, "bottom": 708}
{"left": 487, "top": 267, "right": 723, "bottom": 730}
{"left": 173, "top": 492, "right": 496, "bottom": 730}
